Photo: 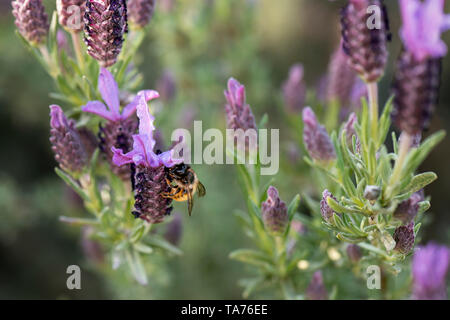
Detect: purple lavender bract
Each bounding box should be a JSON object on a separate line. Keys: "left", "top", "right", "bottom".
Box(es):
{"left": 49, "top": 105, "right": 88, "bottom": 174}
{"left": 412, "top": 243, "right": 450, "bottom": 300}
{"left": 393, "top": 222, "right": 415, "bottom": 254}
{"left": 84, "top": 0, "right": 128, "bottom": 67}
{"left": 302, "top": 107, "right": 336, "bottom": 162}
{"left": 261, "top": 186, "right": 288, "bottom": 236}
{"left": 224, "top": 78, "right": 257, "bottom": 132}
{"left": 12, "top": 0, "right": 49, "bottom": 46}
{"left": 282, "top": 64, "right": 306, "bottom": 113}
{"left": 320, "top": 189, "right": 338, "bottom": 223}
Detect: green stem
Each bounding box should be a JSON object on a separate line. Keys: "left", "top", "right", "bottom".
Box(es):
{"left": 71, "top": 31, "right": 85, "bottom": 73}
{"left": 367, "top": 82, "right": 378, "bottom": 143}
{"left": 39, "top": 46, "right": 58, "bottom": 78}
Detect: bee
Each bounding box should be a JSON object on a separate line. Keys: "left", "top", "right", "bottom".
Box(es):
{"left": 162, "top": 163, "right": 206, "bottom": 216}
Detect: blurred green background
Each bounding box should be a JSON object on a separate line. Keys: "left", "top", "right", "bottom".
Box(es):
{"left": 1, "top": 0, "right": 450, "bottom": 299}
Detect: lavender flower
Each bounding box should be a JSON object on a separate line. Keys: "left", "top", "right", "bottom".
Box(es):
{"left": 320, "top": 189, "right": 339, "bottom": 223}
{"left": 306, "top": 271, "right": 328, "bottom": 300}
{"left": 302, "top": 107, "right": 336, "bottom": 162}
{"left": 82, "top": 68, "right": 159, "bottom": 180}
{"left": 340, "top": 0, "right": 390, "bottom": 82}
{"left": 164, "top": 213, "right": 183, "bottom": 246}
{"left": 347, "top": 244, "right": 362, "bottom": 263}
{"left": 49, "top": 105, "right": 88, "bottom": 173}
{"left": 261, "top": 186, "right": 288, "bottom": 236}
{"left": 111, "top": 95, "right": 182, "bottom": 223}
{"left": 11, "top": 0, "right": 49, "bottom": 46}
{"left": 224, "top": 78, "right": 257, "bottom": 131}
{"left": 282, "top": 64, "right": 306, "bottom": 113}
{"left": 412, "top": 243, "right": 450, "bottom": 300}
{"left": 393, "top": 191, "right": 424, "bottom": 224}
{"left": 343, "top": 112, "right": 360, "bottom": 153}
{"left": 399, "top": 0, "right": 450, "bottom": 62}
{"left": 56, "top": 0, "right": 86, "bottom": 32}
{"left": 393, "top": 222, "right": 415, "bottom": 254}
{"left": 128, "top": 0, "right": 155, "bottom": 29}
{"left": 84, "top": 0, "right": 128, "bottom": 67}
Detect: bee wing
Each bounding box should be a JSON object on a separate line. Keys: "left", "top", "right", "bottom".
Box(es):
{"left": 197, "top": 181, "right": 206, "bottom": 197}
{"left": 187, "top": 189, "right": 194, "bottom": 216}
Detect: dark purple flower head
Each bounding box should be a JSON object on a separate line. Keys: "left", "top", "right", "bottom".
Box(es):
{"left": 320, "top": 189, "right": 339, "bottom": 223}
{"left": 282, "top": 63, "right": 306, "bottom": 113}
{"left": 302, "top": 107, "right": 336, "bottom": 162}
{"left": 12, "top": 0, "right": 49, "bottom": 46}
{"left": 49, "top": 105, "right": 88, "bottom": 173}
{"left": 261, "top": 186, "right": 288, "bottom": 236}
{"left": 340, "top": 0, "right": 390, "bottom": 82}
{"left": 393, "top": 191, "right": 424, "bottom": 224}
{"left": 412, "top": 243, "right": 450, "bottom": 300}
{"left": 306, "top": 271, "right": 328, "bottom": 300}
{"left": 84, "top": 0, "right": 128, "bottom": 67}
{"left": 83, "top": 68, "right": 159, "bottom": 123}
{"left": 112, "top": 95, "right": 182, "bottom": 168}
{"left": 393, "top": 222, "right": 415, "bottom": 254}
{"left": 224, "top": 78, "right": 257, "bottom": 131}
{"left": 347, "top": 244, "right": 362, "bottom": 263}
{"left": 400, "top": 0, "right": 450, "bottom": 62}
{"left": 128, "top": 0, "right": 155, "bottom": 29}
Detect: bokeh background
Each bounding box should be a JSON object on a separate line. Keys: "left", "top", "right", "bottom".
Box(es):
{"left": 1, "top": 0, "right": 449, "bottom": 299}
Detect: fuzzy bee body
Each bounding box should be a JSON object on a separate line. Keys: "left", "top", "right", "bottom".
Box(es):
{"left": 162, "top": 163, "right": 206, "bottom": 216}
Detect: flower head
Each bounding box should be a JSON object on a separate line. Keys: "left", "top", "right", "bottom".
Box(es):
{"left": 128, "top": 0, "right": 156, "bottom": 29}
{"left": 112, "top": 96, "right": 182, "bottom": 168}
{"left": 49, "top": 105, "right": 88, "bottom": 173}
{"left": 302, "top": 107, "right": 336, "bottom": 162}
{"left": 306, "top": 271, "right": 328, "bottom": 300}
{"left": 12, "top": 0, "right": 49, "bottom": 46}
{"left": 56, "top": 0, "right": 86, "bottom": 32}
{"left": 84, "top": 0, "right": 128, "bottom": 67}
{"left": 393, "top": 191, "right": 424, "bottom": 224}
{"left": 347, "top": 244, "right": 362, "bottom": 263}
{"left": 399, "top": 0, "right": 450, "bottom": 62}
{"left": 261, "top": 186, "right": 288, "bottom": 236}
{"left": 282, "top": 64, "right": 306, "bottom": 113}
{"left": 320, "top": 189, "right": 339, "bottom": 223}
{"left": 393, "top": 222, "right": 415, "bottom": 254}
{"left": 224, "top": 78, "right": 257, "bottom": 131}
{"left": 412, "top": 243, "right": 450, "bottom": 300}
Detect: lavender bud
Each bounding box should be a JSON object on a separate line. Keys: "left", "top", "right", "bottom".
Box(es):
{"left": 56, "top": 0, "right": 86, "bottom": 32}
{"left": 412, "top": 243, "right": 450, "bottom": 300}
{"left": 224, "top": 78, "right": 257, "bottom": 132}
{"left": 302, "top": 107, "right": 336, "bottom": 162}
{"left": 340, "top": 0, "right": 390, "bottom": 82}
{"left": 393, "top": 191, "right": 424, "bottom": 224}
{"left": 98, "top": 117, "right": 138, "bottom": 180}
{"left": 282, "top": 64, "right": 306, "bottom": 113}
{"left": 49, "top": 105, "right": 87, "bottom": 173}
{"left": 164, "top": 213, "right": 183, "bottom": 246}
{"left": 347, "top": 244, "right": 362, "bottom": 263}
{"left": 261, "top": 186, "right": 288, "bottom": 236}
{"left": 11, "top": 0, "right": 49, "bottom": 46}
{"left": 320, "top": 189, "right": 339, "bottom": 223}
{"left": 84, "top": 0, "right": 128, "bottom": 67}
{"left": 392, "top": 51, "right": 441, "bottom": 135}
{"left": 363, "top": 185, "right": 381, "bottom": 201}
{"left": 132, "top": 165, "right": 173, "bottom": 224}
{"left": 306, "top": 271, "right": 328, "bottom": 300}
{"left": 393, "top": 222, "right": 415, "bottom": 254}
{"left": 157, "top": 70, "right": 177, "bottom": 103}
{"left": 128, "top": 0, "right": 155, "bottom": 29}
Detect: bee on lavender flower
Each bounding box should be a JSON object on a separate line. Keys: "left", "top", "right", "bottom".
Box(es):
{"left": 161, "top": 161, "right": 206, "bottom": 216}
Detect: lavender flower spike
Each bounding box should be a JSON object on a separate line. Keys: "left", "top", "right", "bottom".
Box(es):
{"left": 400, "top": 0, "right": 450, "bottom": 62}
{"left": 224, "top": 78, "right": 257, "bottom": 131}
{"left": 57, "top": 0, "right": 86, "bottom": 32}
{"left": 320, "top": 189, "right": 339, "bottom": 223}
{"left": 49, "top": 105, "right": 87, "bottom": 173}
{"left": 306, "top": 271, "right": 328, "bottom": 300}
{"left": 412, "top": 243, "right": 450, "bottom": 300}
{"left": 261, "top": 186, "right": 288, "bottom": 236}
{"left": 393, "top": 222, "right": 415, "bottom": 254}
{"left": 84, "top": 0, "right": 128, "bottom": 67}
{"left": 302, "top": 107, "right": 336, "bottom": 162}
{"left": 282, "top": 64, "right": 306, "bottom": 113}
{"left": 128, "top": 0, "right": 156, "bottom": 29}
{"left": 12, "top": 0, "right": 49, "bottom": 46}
